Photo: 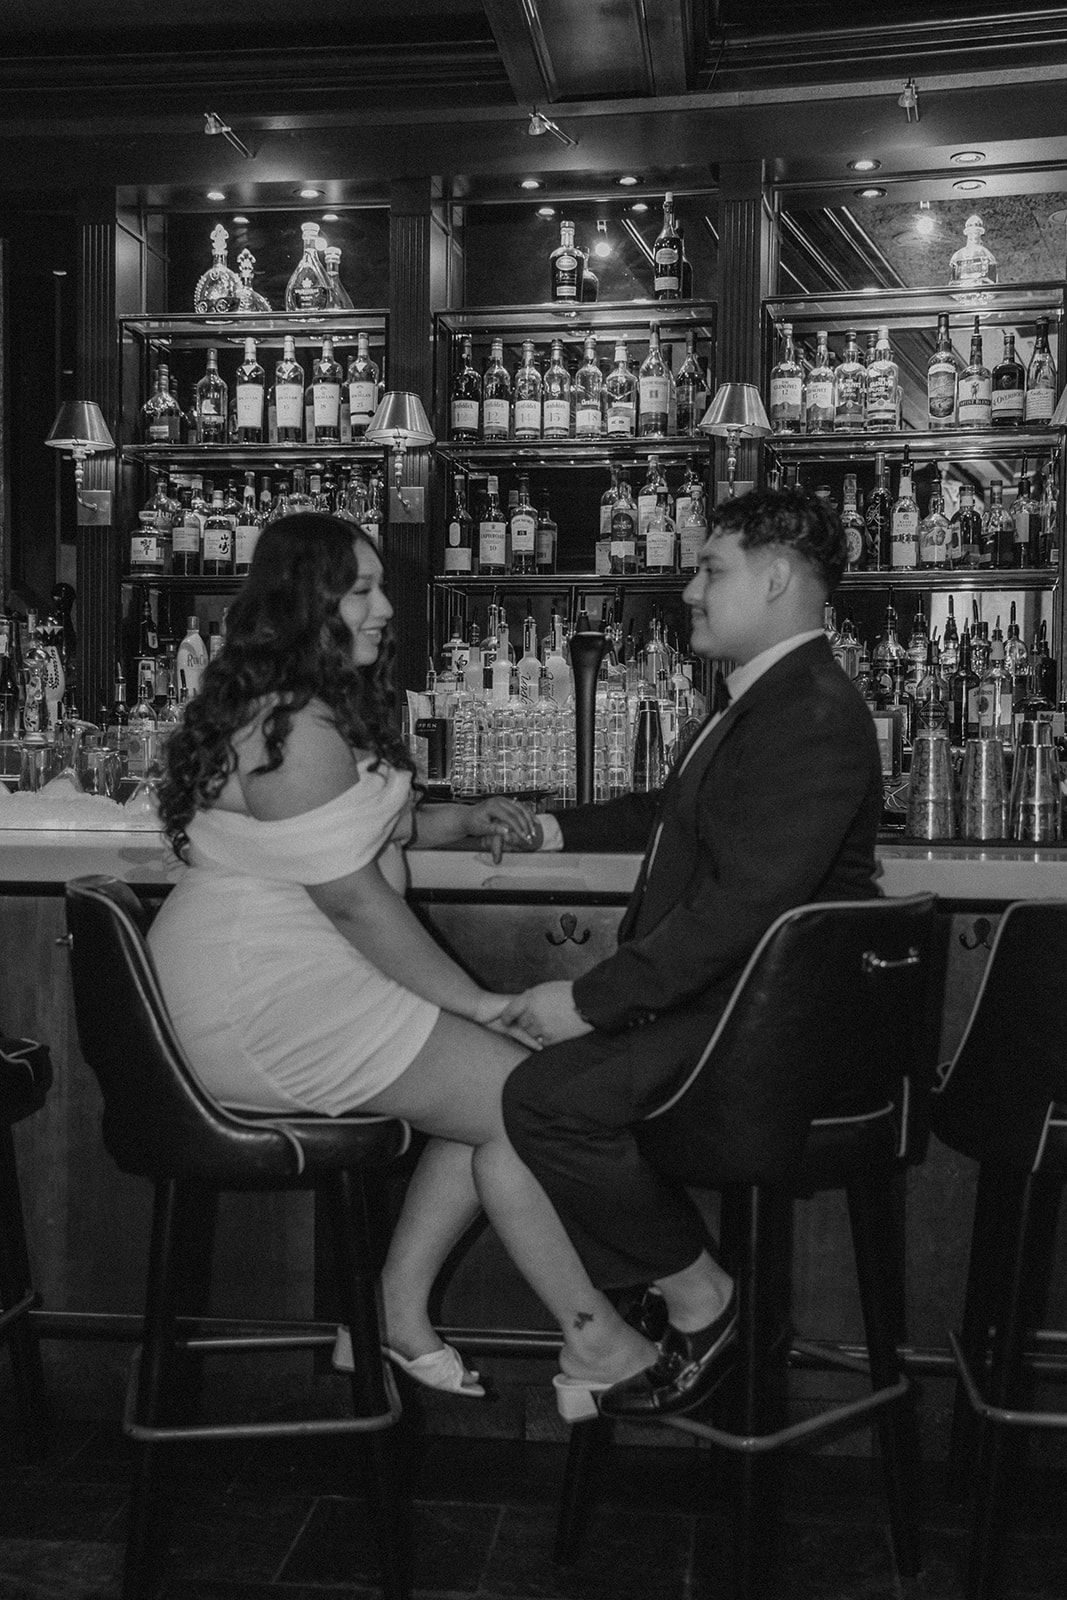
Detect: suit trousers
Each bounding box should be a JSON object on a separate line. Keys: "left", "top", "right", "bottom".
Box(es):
{"left": 502, "top": 1005, "right": 726, "bottom": 1289}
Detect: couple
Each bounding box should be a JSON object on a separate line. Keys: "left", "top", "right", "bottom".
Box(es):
{"left": 151, "top": 488, "right": 881, "bottom": 1423}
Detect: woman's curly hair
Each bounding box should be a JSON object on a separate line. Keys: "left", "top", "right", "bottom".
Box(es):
{"left": 158, "top": 513, "right": 413, "bottom": 861}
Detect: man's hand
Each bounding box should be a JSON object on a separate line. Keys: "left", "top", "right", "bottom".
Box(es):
{"left": 463, "top": 798, "right": 543, "bottom": 863}
{"left": 501, "top": 981, "right": 593, "bottom": 1046}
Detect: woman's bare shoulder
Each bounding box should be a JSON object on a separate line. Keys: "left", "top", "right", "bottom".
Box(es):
{"left": 236, "top": 697, "right": 366, "bottom": 820}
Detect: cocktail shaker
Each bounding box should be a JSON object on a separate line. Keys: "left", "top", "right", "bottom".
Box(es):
{"left": 1009, "top": 719, "right": 1062, "bottom": 842}
{"left": 631, "top": 697, "right": 666, "bottom": 793}
{"left": 960, "top": 735, "right": 1008, "bottom": 841}
{"left": 905, "top": 726, "right": 956, "bottom": 840}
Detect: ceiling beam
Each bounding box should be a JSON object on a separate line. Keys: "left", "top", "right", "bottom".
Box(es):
{"left": 643, "top": 0, "right": 695, "bottom": 95}
{"left": 481, "top": 0, "right": 556, "bottom": 105}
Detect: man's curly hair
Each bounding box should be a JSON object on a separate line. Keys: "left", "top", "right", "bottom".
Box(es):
{"left": 712, "top": 487, "right": 847, "bottom": 592}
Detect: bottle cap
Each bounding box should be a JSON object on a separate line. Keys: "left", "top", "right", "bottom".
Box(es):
{"left": 186, "top": 616, "right": 198, "bottom": 631}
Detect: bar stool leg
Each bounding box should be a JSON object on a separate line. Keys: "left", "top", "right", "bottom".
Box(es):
{"left": 946, "top": 1167, "right": 1007, "bottom": 1497}
{"left": 322, "top": 1170, "right": 411, "bottom": 1600}
{"left": 0, "top": 1124, "right": 50, "bottom": 1444}
{"left": 846, "top": 1175, "right": 920, "bottom": 1583}
{"left": 554, "top": 1413, "right": 614, "bottom": 1564}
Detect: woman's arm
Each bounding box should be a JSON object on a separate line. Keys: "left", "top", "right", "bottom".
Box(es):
{"left": 410, "top": 796, "right": 541, "bottom": 856}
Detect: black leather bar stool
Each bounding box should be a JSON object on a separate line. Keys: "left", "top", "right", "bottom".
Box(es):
{"left": 553, "top": 894, "right": 939, "bottom": 1600}
{"left": 0, "top": 1031, "right": 53, "bottom": 1445}
{"left": 931, "top": 899, "right": 1067, "bottom": 1600}
{"left": 65, "top": 875, "right": 413, "bottom": 1600}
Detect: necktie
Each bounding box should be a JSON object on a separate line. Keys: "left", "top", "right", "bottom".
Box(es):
{"left": 710, "top": 667, "right": 731, "bottom": 717}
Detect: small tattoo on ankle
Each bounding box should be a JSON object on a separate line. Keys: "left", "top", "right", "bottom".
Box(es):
{"left": 572, "top": 1312, "right": 594, "bottom": 1331}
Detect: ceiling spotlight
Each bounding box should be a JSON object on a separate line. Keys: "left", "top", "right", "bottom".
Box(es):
{"left": 527, "top": 107, "right": 578, "bottom": 148}
{"left": 537, "top": 206, "right": 557, "bottom": 218}
{"left": 953, "top": 178, "right": 986, "bottom": 192}
{"left": 631, "top": 201, "right": 649, "bottom": 213}
{"left": 617, "top": 175, "right": 639, "bottom": 187}
{"left": 855, "top": 187, "right": 887, "bottom": 200}
{"left": 897, "top": 78, "right": 920, "bottom": 122}
{"left": 298, "top": 187, "right": 324, "bottom": 199}
{"left": 951, "top": 151, "right": 986, "bottom": 165}
{"left": 52, "top": 269, "right": 68, "bottom": 278}
{"left": 519, "top": 178, "right": 543, "bottom": 190}
{"left": 232, "top": 214, "right": 250, "bottom": 224}
{"left": 206, "top": 190, "right": 226, "bottom": 202}
{"left": 593, "top": 239, "right": 612, "bottom": 259}
{"left": 321, "top": 212, "right": 340, "bottom": 221}
{"left": 848, "top": 158, "right": 881, "bottom": 172}
{"left": 915, "top": 207, "right": 936, "bottom": 237}
{"left": 203, "top": 110, "right": 254, "bottom": 160}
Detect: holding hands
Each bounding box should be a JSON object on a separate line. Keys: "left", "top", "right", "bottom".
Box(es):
{"left": 461, "top": 797, "right": 543, "bottom": 862}
{"left": 501, "top": 981, "right": 593, "bottom": 1048}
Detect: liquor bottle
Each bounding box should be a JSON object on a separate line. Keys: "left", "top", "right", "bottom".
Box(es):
{"left": 1004, "top": 601, "right": 1030, "bottom": 704}
{"left": 171, "top": 486, "right": 202, "bottom": 578}
{"left": 193, "top": 223, "right": 243, "bottom": 314}
{"left": 953, "top": 484, "right": 983, "bottom": 568}
{"left": 865, "top": 326, "right": 900, "bottom": 432}
{"left": 957, "top": 318, "right": 991, "bottom": 430}
{"left": 679, "top": 482, "right": 707, "bottom": 571}
{"left": 482, "top": 335, "right": 511, "bottom": 441}
{"left": 982, "top": 480, "right": 1014, "bottom": 569}
{"left": 274, "top": 336, "right": 304, "bottom": 445}
{"left": 140, "top": 364, "right": 182, "bottom": 444}
{"left": 905, "top": 603, "right": 930, "bottom": 686}
{"left": 804, "top": 331, "right": 835, "bottom": 434}
{"left": 870, "top": 600, "right": 906, "bottom": 702}
{"left": 991, "top": 330, "right": 1025, "bottom": 426}
{"left": 175, "top": 617, "right": 207, "bottom": 700}
{"left": 912, "top": 640, "right": 951, "bottom": 735}
{"left": 232, "top": 338, "right": 266, "bottom": 444}
{"left": 361, "top": 472, "right": 384, "bottom": 546}
{"left": 609, "top": 476, "right": 639, "bottom": 576}
{"left": 1012, "top": 462, "right": 1042, "bottom": 568}
{"left": 769, "top": 322, "right": 803, "bottom": 435}
{"left": 20, "top": 613, "right": 50, "bottom": 737}
{"left": 345, "top": 332, "right": 380, "bottom": 439}
{"left": 0, "top": 608, "right": 20, "bottom": 738}
{"left": 638, "top": 323, "right": 671, "bottom": 438}
{"left": 234, "top": 473, "right": 261, "bottom": 577}
{"left": 235, "top": 247, "right": 272, "bottom": 314}
{"left": 644, "top": 489, "right": 677, "bottom": 573}
{"left": 675, "top": 332, "right": 708, "bottom": 435}
{"left": 581, "top": 257, "right": 599, "bottom": 303}
{"left": 478, "top": 475, "right": 507, "bottom": 575}
{"left": 603, "top": 341, "right": 637, "bottom": 437}
{"left": 535, "top": 492, "right": 557, "bottom": 573}
{"left": 948, "top": 213, "right": 998, "bottom": 289}
{"left": 201, "top": 489, "right": 235, "bottom": 577}
{"left": 1025, "top": 316, "right": 1058, "bottom": 424}
{"left": 543, "top": 339, "right": 572, "bottom": 439}
{"left": 841, "top": 473, "right": 869, "bottom": 570}
{"left": 976, "top": 627, "right": 1014, "bottom": 746}
{"left": 865, "top": 452, "right": 892, "bottom": 569}
{"left": 285, "top": 222, "right": 331, "bottom": 312}
{"left": 889, "top": 452, "right": 919, "bottom": 570}
{"left": 195, "top": 348, "right": 228, "bottom": 445}
{"left": 927, "top": 313, "right": 957, "bottom": 430}
{"left": 678, "top": 222, "right": 694, "bottom": 299}
{"left": 129, "top": 477, "right": 175, "bottom": 577}
{"left": 833, "top": 330, "right": 866, "bottom": 431}
{"left": 549, "top": 219, "right": 584, "bottom": 303}
{"left": 638, "top": 458, "right": 671, "bottom": 541}
{"left": 513, "top": 340, "right": 542, "bottom": 440}
{"left": 917, "top": 466, "right": 951, "bottom": 568}
{"left": 323, "top": 245, "right": 354, "bottom": 310}
{"left": 1041, "top": 452, "right": 1059, "bottom": 565}
{"left": 443, "top": 474, "right": 475, "bottom": 575}
{"left": 652, "top": 191, "right": 682, "bottom": 299}
{"left": 574, "top": 336, "right": 603, "bottom": 439}
{"left": 312, "top": 337, "right": 343, "bottom": 444}
{"left": 673, "top": 463, "right": 702, "bottom": 533}
{"left": 941, "top": 598, "right": 960, "bottom": 676}
{"left": 509, "top": 474, "right": 537, "bottom": 575}
{"left": 598, "top": 466, "right": 620, "bottom": 572}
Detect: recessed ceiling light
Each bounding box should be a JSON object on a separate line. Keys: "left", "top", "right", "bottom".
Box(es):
{"left": 52, "top": 269, "right": 68, "bottom": 277}
{"left": 951, "top": 151, "right": 986, "bottom": 165}
{"left": 537, "top": 205, "right": 557, "bottom": 217}
{"left": 854, "top": 187, "right": 886, "bottom": 199}
{"left": 298, "top": 187, "right": 323, "bottom": 199}
{"left": 915, "top": 213, "right": 936, "bottom": 237}
{"left": 206, "top": 190, "right": 226, "bottom": 201}
{"left": 630, "top": 201, "right": 649, "bottom": 213}
{"left": 617, "top": 175, "right": 639, "bottom": 186}
{"left": 953, "top": 178, "right": 986, "bottom": 192}
{"left": 848, "top": 158, "right": 881, "bottom": 173}
{"left": 231, "top": 214, "right": 249, "bottom": 224}
{"left": 593, "top": 239, "right": 612, "bottom": 258}
{"left": 321, "top": 212, "right": 339, "bottom": 222}
{"left": 519, "top": 178, "right": 543, "bottom": 190}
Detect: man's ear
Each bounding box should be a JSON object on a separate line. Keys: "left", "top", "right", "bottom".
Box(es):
{"left": 765, "top": 552, "right": 792, "bottom": 600}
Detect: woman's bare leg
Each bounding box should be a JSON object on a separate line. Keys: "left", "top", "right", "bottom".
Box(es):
{"left": 376, "top": 1136, "right": 479, "bottom": 1357}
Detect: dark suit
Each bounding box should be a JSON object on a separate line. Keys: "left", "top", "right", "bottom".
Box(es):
{"left": 502, "top": 635, "right": 883, "bottom": 1288}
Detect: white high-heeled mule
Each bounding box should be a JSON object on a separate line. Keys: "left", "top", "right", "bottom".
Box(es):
{"left": 552, "top": 1372, "right": 617, "bottom": 1422}
{"left": 332, "top": 1326, "right": 486, "bottom": 1398}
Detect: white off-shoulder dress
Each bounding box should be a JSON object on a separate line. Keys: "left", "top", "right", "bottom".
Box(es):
{"left": 147, "top": 760, "right": 440, "bottom": 1115}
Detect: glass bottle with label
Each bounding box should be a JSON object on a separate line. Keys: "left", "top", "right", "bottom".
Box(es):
{"left": 478, "top": 476, "right": 508, "bottom": 575}
{"left": 865, "top": 326, "right": 900, "bottom": 431}
{"left": 193, "top": 223, "right": 244, "bottom": 314}
{"left": 195, "top": 347, "right": 228, "bottom": 445}
{"left": 322, "top": 245, "right": 354, "bottom": 309}
{"left": 603, "top": 341, "right": 637, "bottom": 437}
{"left": 361, "top": 472, "right": 384, "bottom": 547}
{"left": 675, "top": 332, "right": 708, "bottom": 435}
{"left": 982, "top": 481, "right": 1014, "bottom": 569}
{"left": 976, "top": 628, "right": 1014, "bottom": 746}
{"left": 609, "top": 477, "right": 638, "bottom": 575}
{"left": 833, "top": 330, "right": 866, "bottom": 431}
{"left": 678, "top": 482, "right": 707, "bottom": 570}
{"left": 957, "top": 318, "right": 992, "bottom": 430}
{"left": 890, "top": 452, "right": 919, "bottom": 570}
{"left": 543, "top": 340, "right": 572, "bottom": 439}
{"left": 948, "top": 630, "right": 979, "bottom": 746}
{"left": 549, "top": 219, "right": 584, "bottom": 303}
{"left": 644, "top": 489, "right": 677, "bottom": 573}
{"left": 597, "top": 466, "right": 620, "bottom": 573}
{"left": 444, "top": 475, "right": 475, "bottom": 575}
{"left": 804, "top": 331, "right": 835, "bottom": 434}
{"left": 941, "top": 599, "right": 960, "bottom": 676}
{"left": 285, "top": 222, "right": 331, "bottom": 312}
{"left": 1012, "top": 462, "right": 1042, "bottom": 567}
{"left": 841, "top": 473, "right": 869, "bottom": 570}
{"left": 918, "top": 466, "right": 952, "bottom": 569}
{"left": 1004, "top": 602, "right": 1030, "bottom": 704}
{"left": 927, "top": 313, "right": 958, "bottom": 430}
{"left": 865, "top": 452, "right": 893, "bottom": 569}
{"left": 953, "top": 485, "right": 983, "bottom": 569}
{"left": 234, "top": 473, "right": 261, "bottom": 577}
{"left": 769, "top": 322, "right": 803, "bottom": 434}
{"left": 345, "top": 332, "right": 379, "bottom": 439}
{"left": 171, "top": 486, "right": 202, "bottom": 578}
{"left": 948, "top": 213, "right": 998, "bottom": 289}
{"left": 513, "top": 340, "right": 542, "bottom": 440}
{"left": 201, "top": 489, "right": 235, "bottom": 577}
{"left": 311, "top": 337, "right": 343, "bottom": 444}
{"left": 274, "top": 336, "right": 305, "bottom": 445}
{"left": 509, "top": 474, "right": 537, "bottom": 575}
{"left": 673, "top": 463, "right": 702, "bottom": 534}
{"left": 991, "top": 330, "right": 1025, "bottom": 426}
{"left": 482, "top": 336, "right": 511, "bottom": 441}
{"left": 129, "top": 479, "right": 173, "bottom": 577}
{"left": 638, "top": 458, "right": 670, "bottom": 541}
{"left": 1025, "top": 317, "right": 1057, "bottom": 424}
{"left": 871, "top": 601, "right": 907, "bottom": 703}
{"left": 450, "top": 335, "right": 480, "bottom": 440}
{"left": 535, "top": 492, "right": 557, "bottom": 573}
{"left": 233, "top": 339, "right": 265, "bottom": 444}
{"left": 652, "top": 192, "right": 682, "bottom": 299}
{"left": 638, "top": 323, "right": 672, "bottom": 437}
{"left": 235, "top": 247, "right": 271, "bottom": 314}
{"left": 140, "top": 363, "right": 182, "bottom": 444}
{"left": 574, "top": 336, "right": 603, "bottom": 439}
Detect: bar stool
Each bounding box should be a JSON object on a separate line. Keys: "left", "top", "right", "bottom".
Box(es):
{"left": 931, "top": 899, "right": 1067, "bottom": 1600}
{"left": 65, "top": 875, "right": 413, "bottom": 1600}
{"left": 0, "top": 1031, "right": 53, "bottom": 1444}
{"left": 553, "top": 894, "right": 938, "bottom": 1600}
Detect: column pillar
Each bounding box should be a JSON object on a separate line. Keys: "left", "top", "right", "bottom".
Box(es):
{"left": 715, "top": 163, "right": 778, "bottom": 495}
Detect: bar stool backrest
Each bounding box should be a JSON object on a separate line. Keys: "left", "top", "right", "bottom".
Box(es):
{"left": 640, "top": 894, "right": 938, "bottom": 1186}
{"left": 65, "top": 874, "right": 308, "bottom": 1185}
{"left": 932, "top": 899, "right": 1067, "bottom": 1174}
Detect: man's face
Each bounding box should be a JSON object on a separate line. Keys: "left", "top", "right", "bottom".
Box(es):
{"left": 681, "top": 530, "right": 775, "bottom": 664}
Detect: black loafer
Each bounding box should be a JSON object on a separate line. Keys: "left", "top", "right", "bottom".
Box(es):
{"left": 598, "top": 1290, "right": 738, "bottom": 1420}
{"left": 614, "top": 1286, "right": 669, "bottom": 1345}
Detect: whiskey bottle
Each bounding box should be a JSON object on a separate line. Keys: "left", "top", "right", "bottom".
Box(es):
{"left": 991, "top": 330, "right": 1025, "bottom": 426}
{"left": 323, "top": 245, "right": 355, "bottom": 310}
{"left": 234, "top": 473, "right": 261, "bottom": 576}
{"left": 948, "top": 213, "right": 998, "bottom": 289}
{"left": 833, "top": 330, "right": 866, "bottom": 431}
{"left": 949, "top": 630, "right": 980, "bottom": 746}
{"left": 889, "top": 451, "right": 919, "bottom": 570}
{"left": 543, "top": 340, "right": 572, "bottom": 439}
{"left": 941, "top": 598, "right": 960, "bottom": 675}
{"left": 927, "top": 313, "right": 957, "bottom": 430}
{"left": 638, "top": 458, "right": 671, "bottom": 541}
{"left": 171, "top": 487, "right": 202, "bottom": 578}
{"left": 1025, "top": 317, "right": 1057, "bottom": 424}
{"left": 599, "top": 465, "right": 621, "bottom": 564}
{"left": 804, "top": 331, "right": 834, "bottom": 434}
{"left": 1004, "top": 602, "right": 1030, "bottom": 703}
{"left": 1012, "top": 462, "right": 1042, "bottom": 567}
{"left": 234, "top": 338, "right": 266, "bottom": 444}
{"left": 675, "top": 332, "right": 708, "bottom": 434}
{"left": 678, "top": 482, "right": 707, "bottom": 571}
{"left": 347, "top": 333, "right": 380, "bottom": 438}
{"left": 603, "top": 341, "right": 637, "bottom": 437}
{"left": 444, "top": 475, "right": 475, "bottom": 575}
{"left": 865, "top": 326, "right": 900, "bottom": 432}
{"left": 652, "top": 192, "right": 682, "bottom": 299}
{"left": 285, "top": 222, "right": 331, "bottom": 312}
{"left": 638, "top": 323, "right": 671, "bottom": 438}
{"left": 140, "top": 364, "right": 182, "bottom": 444}
{"left": 841, "top": 473, "right": 869, "bottom": 569}
{"left": 609, "top": 477, "right": 638, "bottom": 576}
{"left": 769, "top": 322, "right": 803, "bottom": 434}
{"left": 275, "top": 336, "right": 305, "bottom": 445}
{"left": 535, "top": 492, "right": 557, "bottom": 573}
{"left": 917, "top": 467, "right": 951, "bottom": 568}
{"left": 549, "top": 219, "right": 584, "bottom": 303}
{"left": 513, "top": 340, "right": 542, "bottom": 440}
{"left": 201, "top": 489, "right": 235, "bottom": 577}
{"left": 981, "top": 481, "right": 1013, "bottom": 568}
{"left": 953, "top": 485, "right": 983, "bottom": 569}
{"left": 864, "top": 452, "right": 893, "bottom": 569}
{"left": 957, "top": 318, "right": 991, "bottom": 429}
{"left": 312, "top": 337, "right": 343, "bottom": 444}
{"left": 644, "top": 489, "right": 677, "bottom": 574}
{"left": 478, "top": 476, "right": 508, "bottom": 575}
{"left": 574, "top": 336, "right": 603, "bottom": 439}
{"left": 195, "top": 348, "right": 228, "bottom": 445}
{"left": 509, "top": 474, "right": 537, "bottom": 575}
{"left": 482, "top": 336, "right": 511, "bottom": 441}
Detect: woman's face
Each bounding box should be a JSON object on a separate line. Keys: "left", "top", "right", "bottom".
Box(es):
{"left": 338, "top": 541, "right": 393, "bottom": 666}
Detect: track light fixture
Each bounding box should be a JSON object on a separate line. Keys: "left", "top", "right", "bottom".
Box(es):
{"left": 897, "top": 79, "right": 920, "bottom": 123}
{"left": 527, "top": 107, "right": 578, "bottom": 148}
{"left": 203, "top": 111, "right": 254, "bottom": 160}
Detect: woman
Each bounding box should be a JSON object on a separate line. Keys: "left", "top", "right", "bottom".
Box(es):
{"left": 151, "top": 513, "right": 656, "bottom": 1415}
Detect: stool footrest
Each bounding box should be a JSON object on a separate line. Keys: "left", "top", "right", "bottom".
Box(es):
{"left": 661, "top": 1373, "right": 910, "bottom": 1454}
{"left": 0, "top": 1290, "right": 38, "bottom": 1334}
{"left": 949, "top": 1330, "right": 1067, "bottom": 1431}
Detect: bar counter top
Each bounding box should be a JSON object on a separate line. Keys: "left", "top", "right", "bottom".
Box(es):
{"left": 1, "top": 828, "right": 1067, "bottom": 903}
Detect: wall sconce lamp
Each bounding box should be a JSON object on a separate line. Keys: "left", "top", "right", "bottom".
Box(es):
{"left": 698, "top": 383, "right": 771, "bottom": 498}
{"left": 204, "top": 110, "right": 254, "bottom": 159}
{"left": 45, "top": 402, "right": 116, "bottom": 524}
{"left": 527, "top": 107, "right": 578, "bottom": 148}
{"left": 365, "top": 392, "right": 435, "bottom": 523}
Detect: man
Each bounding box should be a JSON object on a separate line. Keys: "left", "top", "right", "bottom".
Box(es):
{"left": 500, "top": 487, "right": 882, "bottom": 1419}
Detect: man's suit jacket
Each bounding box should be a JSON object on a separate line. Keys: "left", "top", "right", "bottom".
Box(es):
{"left": 557, "top": 635, "right": 883, "bottom": 1034}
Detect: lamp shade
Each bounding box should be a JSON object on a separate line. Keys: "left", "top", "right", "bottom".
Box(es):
{"left": 365, "top": 391, "right": 435, "bottom": 448}
{"left": 697, "top": 382, "right": 771, "bottom": 438}
{"left": 45, "top": 401, "right": 115, "bottom": 453}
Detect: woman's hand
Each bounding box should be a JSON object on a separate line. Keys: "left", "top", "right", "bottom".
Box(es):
{"left": 462, "top": 797, "right": 543, "bottom": 863}
{"left": 470, "top": 990, "right": 544, "bottom": 1051}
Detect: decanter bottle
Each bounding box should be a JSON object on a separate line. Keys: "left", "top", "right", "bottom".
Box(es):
{"left": 235, "top": 249, "right": 272, "bottom": 313}
{"left": 285, "top": 222, "right": 331, "bottom": 312}
{"left": 948, "top": 213, "right": 998, "bottom": 288}
{"left": 323, "top": 246, "right": 355, "bottom": 310}
{"left": 193, "top": 224, "right": 243, "bottom": 314}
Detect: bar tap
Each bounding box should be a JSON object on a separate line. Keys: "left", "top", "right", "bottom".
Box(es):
{"left": 568, "top": 622, "right": 608, "bottom": 807}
